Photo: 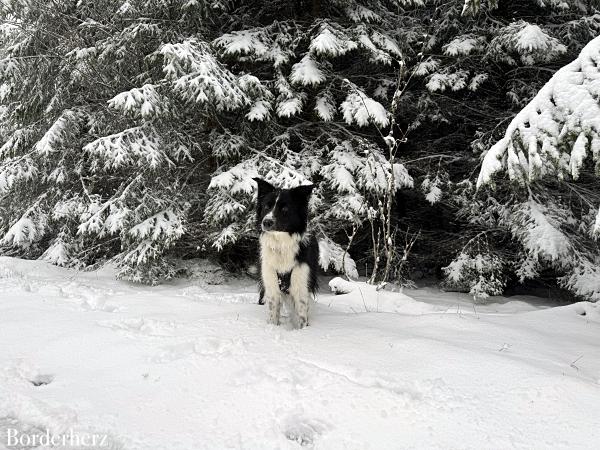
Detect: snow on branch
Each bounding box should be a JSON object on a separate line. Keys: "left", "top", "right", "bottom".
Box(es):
{"left": 478, "top": 36, "right": 600, "bottom": 187}
{"left": 486, "top": 22, "right": 567, "bottom": 66}
{"left": 345, "top": 4, "right": 381, "bottom": 23}
{"left": 239, "top": 74, "right": 274, "bottom": 121}
{"left": 357, "top": 29, "right": 402, "bottom": 65}
{"left": 318, "top": 235, "right": 359, "bottom": 279}
{"left": 315, "top": 93, "right": 336, "bottom": 121}
{"left": 34, "top": 109, "right": 85, "bottom": 156}
{"left": 0, "top": 156, "right": 37, "bottom": 193}
{"left": 320, "top": 140, "right": 412, "bottom": 223}
{"left": 275, "top": 75, "right": 306, "bottom": 118}
{"left": 108, "top": 84, "right": 167, "bottom": 119}
{"left": 213, "top": 27, "right": 293, "bottom": 68}
{"left": 461, "top": 0, "right": 499, "bottom": 16}
{"left": 443, "top": 35, "right": 485, "bottom": 56}
{"left": 290, "top": 54, "right": 325, "bottom": 86}
{"left": 128, "top": 209, "right": 185, "bottom": 243}
{"left": 1, "top": 208, "right": 47, "bottom": 249}
{"left": 160, "top": 39, "right": 249, "bottom": 111}
{"left": 341, "top": 86, "right": 390, "bottom": 128}
{"left": 83, "top": 126, "right": 166, "bottom": 170}
{"left": 309, "top": 24, "right": 357, "bottom": 57}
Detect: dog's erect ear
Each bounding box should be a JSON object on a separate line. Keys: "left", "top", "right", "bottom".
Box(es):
{"left": 253, "top": 177, "right": 275, "bottom": 197}
{"left": 291, "top": 183, "right": 315, "bottom": 199}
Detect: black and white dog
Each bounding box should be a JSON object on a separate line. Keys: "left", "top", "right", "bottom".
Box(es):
{"left": 253, "top": 178, "right": 319, "bottom": 328}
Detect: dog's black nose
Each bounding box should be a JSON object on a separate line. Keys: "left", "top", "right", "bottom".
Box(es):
{"left": 262, "top": 217, "right": 274, "bottom": 230}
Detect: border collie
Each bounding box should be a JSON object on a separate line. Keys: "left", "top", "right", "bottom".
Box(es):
{"left": 253, "top": 178, "right": 319, "bottom": 328}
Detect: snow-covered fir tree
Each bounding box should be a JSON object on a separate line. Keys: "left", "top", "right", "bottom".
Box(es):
{"left": 473, "top": 36, "right": 600, "bottom": 301}
{"left": 0, "top": 0, "right": 414, "bottom": 283}
{"left": 1, "top": 0, "right": 600, "bottom": 299}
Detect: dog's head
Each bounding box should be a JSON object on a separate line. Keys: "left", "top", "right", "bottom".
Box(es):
{"left": 253, "top": 178, "right": 315, "bottom": 234}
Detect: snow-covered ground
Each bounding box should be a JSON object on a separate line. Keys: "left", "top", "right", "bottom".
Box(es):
{"left": 1, "top": 257, "right": 599, "bottom": 450}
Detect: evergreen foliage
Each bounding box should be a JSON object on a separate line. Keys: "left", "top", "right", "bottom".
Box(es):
{"left": 1, "top": 0, "right": 599, "bottom": 299}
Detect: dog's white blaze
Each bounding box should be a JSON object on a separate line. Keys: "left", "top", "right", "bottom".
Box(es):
{"left": 262, "top": 210, "right": 274, "bottom": 224}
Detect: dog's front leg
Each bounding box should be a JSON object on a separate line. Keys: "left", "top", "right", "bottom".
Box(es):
{"left": 295, "top": 296, "right": 309, "bottom": 329}
{"left": 267, "top": 293, "right": 282, "bottom": 325}
{"left": 290, "top": 263, "right": 310, "bottom": 329}
{"left": 262, "top": 269, "right": 282, "bottom": 325}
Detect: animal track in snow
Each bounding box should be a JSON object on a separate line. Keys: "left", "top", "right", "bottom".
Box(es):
{"left": 57, "top": 281, "right": 120, "bottom": 312}
{"left": 281, "top": 412, "right": 330, "bottom": 447}
{"left": 175, "top": 287, "right": 257, "bottom": 305}
{"left": 152, "top": 336, "right": 249, "bottom": 363}
{"left": 2, "top": 362, "right": 56, "bottom": 390}
{"left": 572, "top": 302, "right": 599, "bottom": 321}
{"left": 97, "top": 318, "right": 181, "bottom": 338}
{"left": 28, "top": 373, "right": 54, "bottom": 387}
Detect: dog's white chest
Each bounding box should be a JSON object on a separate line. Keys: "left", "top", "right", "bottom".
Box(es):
{"left": 260, "top": 232, "right": 301, "bottom": 274}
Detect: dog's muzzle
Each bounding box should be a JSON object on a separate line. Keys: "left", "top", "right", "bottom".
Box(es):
{"left": 262, "top": 217, "right": 275, "bottom": 231}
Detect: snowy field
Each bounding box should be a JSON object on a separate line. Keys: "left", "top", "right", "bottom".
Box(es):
{"left": 0, "top": 256, "right": 599, "bottom": 450}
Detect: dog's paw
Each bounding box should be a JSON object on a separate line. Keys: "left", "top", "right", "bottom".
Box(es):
{"left": 266, "top": 315, "right": 280, "bottom": 326}
{"left": 296, "top": 316, "right": 309, "bottom": 329}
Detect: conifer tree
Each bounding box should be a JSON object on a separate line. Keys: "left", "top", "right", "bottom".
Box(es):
{"left": 1, "top": 0, "right": 600, "bottom": 299}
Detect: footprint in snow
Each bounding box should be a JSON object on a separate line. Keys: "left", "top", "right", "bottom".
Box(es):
{"left": 176, "top": 287, "right": 258, "bottom": 305}
{"left": 282, "top": 413, "right": 330, "bottom": 447}
{"left": 573, "top": 302, "right": 599, "bottom": 321}
{"left": 6, "top": 363, "right": 55, "bottom": 388}
{"left": 152, "top": 336, "right": 248, "bottom": 363}
{"left": 58, "top": 282, "right": 120, "bottom": 313}
{"left": 28, "top": 373, "right": 54, "bottom": 387}
{"left": 97, "top": 318, "right": 180, "bottom": 338}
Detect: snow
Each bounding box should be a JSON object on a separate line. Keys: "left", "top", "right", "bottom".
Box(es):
{"left": 421, "top": 176, "right": 442, "bottom": 204}
{"left": 246, "top": 100, "right": 271, "bottom": 122}
{"left": 0, "top": 216, "right": 44, "bottom": 248}
{"left": 1, "top": 257, "right": 599, "bottom": 449}
{"left": 414, "top": 57, "right": 439, "bottom": 77}
{"left": 160, "top": 39, "right": 249, "bottom": 111}
{"left": 290, "top": 55, "right": 325, "bottom": 86}
{"left": 34, "top": 110, "right": 83, "bottom": 156}
{"left": 83, "top": 126, "right": 164, "bottom": 170}
{"left": 477, "top": 35, "right": 600, "bottom": 186}
{"left": 426, "top": 70, "right": 469, "bottom": 93}
{"left": 570, "top": 133, "right": 587, "bottom": 180}
{"left": 340, "top": 89, "right": 390, "bottom": 128}
{"left": 213, "top": 29, "right": 269, "bottom": 58}
{"left": 328, "top": 277, "right": 354, "bottom": 294}
{"left": 128, "top": 210, "right": 184, "bottom": 242}
{"left": 345, "top": 5, "right": 381, "bottom": 23}
{"left": 0, "top": 156, "right": 37, "bottom": 194}
{"left": 515, "top": 24, "right": 565, "bottom": 53}
{"left": 41, "top": 237, "right": 70, "bottom": 267}
{"left": 314, "top": 95, "right": 335, "bottom": 121}
{"left": 318, "top": 237, "right": 359, "bottom": 279}
{"left": 108, "top": 85, "right": 164, "bottom": 120}
{"left": 521, "top": 200, "right": 571, "bottom": 262}
{"left": 468, "top": 73, "right": 488, "bottom": 91}
{"left": 443, "top": 36, "right": 483, "bottom": 56}
{"left": 309, "top": 25, "right": 357, "bottom": 57}
{"left": 276, "top": 97, "right": 304, "bottom": 118}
